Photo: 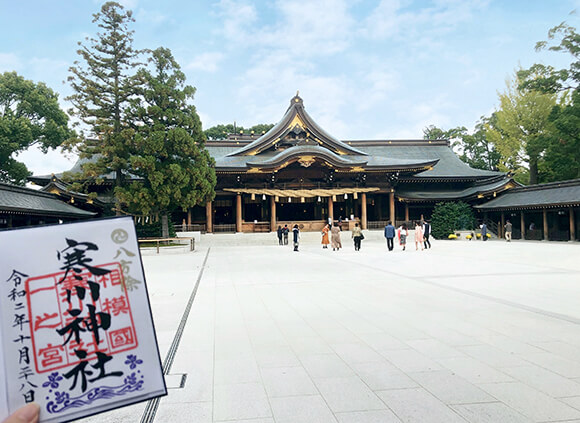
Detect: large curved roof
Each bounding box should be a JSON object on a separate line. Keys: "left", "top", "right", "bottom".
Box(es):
{"left": 229, "top": 94, "right": 367, "bottom": 157}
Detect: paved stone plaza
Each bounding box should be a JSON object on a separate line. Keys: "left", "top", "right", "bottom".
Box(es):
{"left": 80, "top": 233, "right": 580, "bottom": 423}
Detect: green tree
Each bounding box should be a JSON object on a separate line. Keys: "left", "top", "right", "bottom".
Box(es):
{"left": 518, "top": 22, "right": 580, "bottom": 182}
{"left": 247, "top": 123, "right": 274, "bottom": 134}
{"left": 485, "top": 72, "right": 558, "bottom": 185}
{"left": 422, "top": 125, "right": 467, "bottom": 146}
{"left": 204, "top": 123, "right": 239, "bottom": 140}
{"left": 423, "top": 123, "right": 500, "bottom": 171}
{"left": 204, "top": 123, "right": 274, "bottom": 140}
{"left": 117, "top": 48, "right": 216, "bottom": 237}
{"left": 0, "top": 72, "right": 72, "bottom": 185}
{"left": 543, "top": 90, "right": 580, "bottom": 180}
{"left": 518, "top": 22, "right": 580, "bottom": 93}
{"left": 458, "top": 116, "right": 501, "bottom": 171}
{"left": 66, "top": 1, "right": 142, "bottom": 209}
{"left": 430, "top": 201, "right": 476, "bottom": 239}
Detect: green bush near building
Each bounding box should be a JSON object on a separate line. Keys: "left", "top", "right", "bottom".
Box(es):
{"left": 431, "top": 201, "right": 476, "bottom": 239}
{"left": 135, "top": 219, "right": 176, "bottom": 238}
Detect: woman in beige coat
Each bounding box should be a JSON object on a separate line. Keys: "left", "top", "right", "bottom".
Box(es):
{"left": 331, "top": 223, "right": 342, "bottom": 251}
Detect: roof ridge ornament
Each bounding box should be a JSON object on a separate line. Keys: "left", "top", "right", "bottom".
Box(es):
{"left": 291, "top": 92, "right": 303, "bottom": 106}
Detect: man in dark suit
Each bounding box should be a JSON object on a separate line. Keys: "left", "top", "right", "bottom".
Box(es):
{"left": 423, "top": 220, "right": 431, "bottom": 249}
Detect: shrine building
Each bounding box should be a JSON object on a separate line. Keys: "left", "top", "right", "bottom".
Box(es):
{"left": 27, "top": 93, "right": 525, "bottom": 233}
{"left": 184, "top": 94, "right": 515, "bottom": 232}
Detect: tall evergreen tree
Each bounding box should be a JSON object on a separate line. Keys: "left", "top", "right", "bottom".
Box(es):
{"left": 117, "top": 48, "right": 216, "bottom": 237}
{"left": 0, "top": 72, "right": 72, "bottom": 185}
{"left": 66, "top": 1, "right": 142, "bottom": 209}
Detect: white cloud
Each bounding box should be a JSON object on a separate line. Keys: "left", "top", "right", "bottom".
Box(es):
{"left": 214, "top": 0, "right": 258, "bottom": 44}
{"left": 361, "top": 0, "right": 490, "bottom": 40}
{"left": 264, "top": 0, "right": 355, "bottom": 56}
{"left": 0, "top": 52, "right": 23, "bottom": 72}
{"left": 186, "top": 52, "right": 225, "bottom": 73}
{"left": 16, "top": 147, "right": 77, "bottom": 177}
{"left": 215, "top": 0, "right": 353, "bottom": 58}
{"left": 135, "top": 8, "right": 169, "bottom": 25}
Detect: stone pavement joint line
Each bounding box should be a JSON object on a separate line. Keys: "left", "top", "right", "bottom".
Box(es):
{"left": 140, "top": 248, "right": 211, "bottom": 423}
{"left": 335, "top": 254, "right": 580, "bottom": 326}
{"left": 417, "top": 278, "right": 580, "bottom": 326}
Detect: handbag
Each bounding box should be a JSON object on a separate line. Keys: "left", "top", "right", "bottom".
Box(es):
{"left": 360, "top": 233, "right": 365, "bottom": 240}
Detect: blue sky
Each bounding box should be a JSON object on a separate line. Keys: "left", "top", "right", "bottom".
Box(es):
{"left": 1, "top": 0, "right": 579, "bottom": 175}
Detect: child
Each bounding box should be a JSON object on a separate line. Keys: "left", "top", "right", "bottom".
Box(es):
{"left": 399, "top": 223, "right": 408, "bottom": 251}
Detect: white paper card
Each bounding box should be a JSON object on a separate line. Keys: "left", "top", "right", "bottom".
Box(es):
{"left": 0, "top": 217, "right": 166, "bottom": 422}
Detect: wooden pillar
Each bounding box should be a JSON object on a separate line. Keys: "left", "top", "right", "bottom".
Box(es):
{"left": 270, "top": 196, "right": 276, "bottom": 232}
{"left": 236, "top": 194, "right": 242, "bottom": 233}
{"left": 570, "top": 207, "right": 576, "bottom": 241}
{"left": 206, "top": 201, "right": 213, "bottom": 233}
{"left": 361, "top": 193, "right": 367, "bottom": 230}
{"left": 328, "top": 196, "right": 334, "bottom": 222}
{"left": 187, "top": 208, "right": 192, "bottom": 229}
{"left": 543, "top": 208, "right": 548, "bottom": 240}
{"left": 389, "top": 191, "right": 395, "bottom": 224}
{"left": 501, "top": 212, "right": 505, "bottom": 239}
{"left": 404, "top": 203, "right": 409, "bottom": 222}
{"left": 520, "top": 210, "right": 525, "bottom": 240}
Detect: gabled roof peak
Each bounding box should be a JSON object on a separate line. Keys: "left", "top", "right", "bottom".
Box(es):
{"left": 288, "top": 92, "right": 304, "bottom": 109}
{"left": 228, "top": 94, "right": 366, "bottom": 157}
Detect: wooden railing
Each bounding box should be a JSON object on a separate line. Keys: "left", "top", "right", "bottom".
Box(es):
{"left": 176, "top": 223, "right": 206, "bottom": 233}
{"left": 138, "top": 237, "right": 194, "bottom": 253}
{"left": 213, "top": 224, "right": 236, "bottom": 233}
{"left": 367, "top": 220, "right": 388, "bottom": 230}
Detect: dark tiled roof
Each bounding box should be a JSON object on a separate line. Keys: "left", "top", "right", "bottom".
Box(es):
{"left": 206, "top": 137, "right": 502, "bottom": 180}
{"left": 397, "top": 177, "right": 515, "bottom": 202}
{"left": 352, "top": 142, "right": 501, "bottom": 179}
{"left": 475, "top": 179, "right": 580, "bottom": 210}
{"left": 0, "top": 183, "right": 96, "bottom": 217}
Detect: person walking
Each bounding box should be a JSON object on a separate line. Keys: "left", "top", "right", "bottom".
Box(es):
{"left": 352, "top": 222, "right": 363, "bottom": 251}
{"left": 384, "top": 221, "right": 396, "bottom": 251}
{"left": 414, "top": 221, "right": 424, "bottom": 250}
{"left": 423, "top": 220, "right": 431, "bottom": 249}
{"left": 399, "top": 223, "right": 408, "bottom": 251}
{"left": 321, "top": 223, "right": 330, "bottom": 249}
{"left": 292, "top": 224, "right": 300, "bottom": 251}
{"left": 331, "top": 222, "right": 342, "bottom": 251}
{"left": 481, "top": 222, "right": 488, "bottom": 241}
{"left": 282, "top": 224, "right": 289, "bottom": 245}
{"left": 277, "top": 225, "right": 283, "bottom": 245}
{"left": 504, "top": 220, "right": 512, "bottom": 242}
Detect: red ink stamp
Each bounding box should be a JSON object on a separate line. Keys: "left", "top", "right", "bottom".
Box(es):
{"left": 25, "top": 262, "right": 138, "bottom": 373}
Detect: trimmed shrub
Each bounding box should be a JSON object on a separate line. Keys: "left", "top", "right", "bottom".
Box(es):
{"left": 431, "top": 201, "right": 476, "bottom": 239}
{"left": 135, "top": 219, "right": 176, "bottom": 238}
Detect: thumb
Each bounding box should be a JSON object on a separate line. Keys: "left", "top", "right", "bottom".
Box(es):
{"left": 3, "top": 403, "right": 40, "bottom": 423}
